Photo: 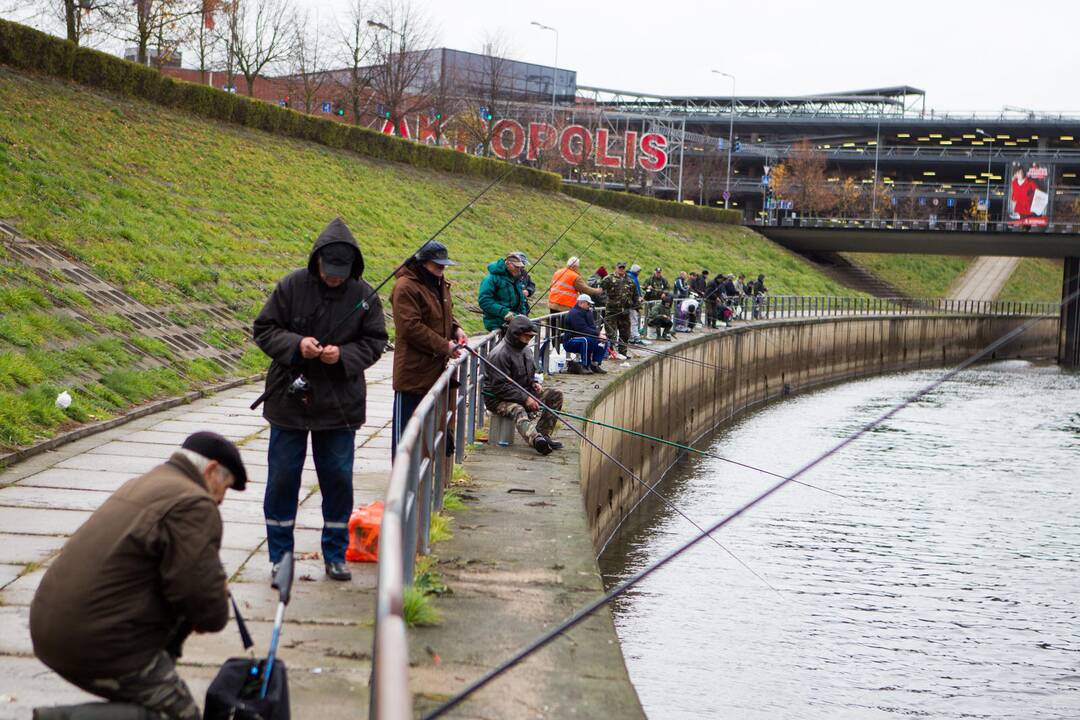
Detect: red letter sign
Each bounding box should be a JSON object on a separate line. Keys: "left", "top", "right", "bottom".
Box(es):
{"left": 380, "top": 118, "right": 412, "bottom": 139}
{"left": 490, "top": 119, "right": 526, "bottom": 160}
{"left": 559, "top": 125, "right": 592, "bottom": 165}
{"left": 594, "top": 129, "right": 622, "bottom": 169}
{"left": 639, "top": 132, "right": 667, "bottom": 171}
{"left": 417, "top": 115, "right": 440, "bottom": 145}
{"left": 623, "top": 131, "right": 638, "bottom": 172}
{"left": 527, "top": 122, "right": 557, "bottom": 161}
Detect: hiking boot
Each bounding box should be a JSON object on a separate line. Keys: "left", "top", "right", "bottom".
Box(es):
{"left": 547, "top": 437, "right": 564, "bottom": 450}
{"left": 589, "top": 364, "right": 607, "bottom": 374}
{"left": 567, "top": 360, "right": 584, "bottom": 374}
{"left": 325, "top": 561, "right": 352, "bottom": 581}
{"left": 532, "top": 435, "right": 553, "bottom": 456}
{"left": 580, "top": 365, "right": 593, "bottom": 374}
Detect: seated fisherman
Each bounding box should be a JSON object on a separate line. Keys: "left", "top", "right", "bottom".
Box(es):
{"left": 483, "top": 315, "right": 564, "bottom": 455}
{"left": 562, "top": 293, "right": 608, "bottom": 375}
{"left": 648, "top": 292, "right": 676, "bottom": 340}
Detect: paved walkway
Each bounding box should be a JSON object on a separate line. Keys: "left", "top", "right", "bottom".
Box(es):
{"left": 948, "top": 256, "right": 1021, "bottom": 301}
{"left": 0, "top": 357, "right": 396, "bottom": 719}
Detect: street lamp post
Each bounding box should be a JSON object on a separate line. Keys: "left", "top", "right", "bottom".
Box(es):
{"left": 531, "top": 21, "right": 558, "bottom": 126}
{"left": 976, "top": 128, "right": 993, "bottom": 225}
{"left": 871, "top": 119, "right": 881, "bottom": 221}
{"left": 712, "top": 70, "right": 736, "bottom": 209}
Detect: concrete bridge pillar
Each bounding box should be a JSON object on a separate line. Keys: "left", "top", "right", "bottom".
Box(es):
{"left": 1062, "top": 257, "right": 1080, "bottom": 368}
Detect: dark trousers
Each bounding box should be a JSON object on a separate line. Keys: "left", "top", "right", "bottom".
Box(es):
{"left": 265, "top": 425, "right": 355, "bottom": 565}
{"left": 562, "top": 336, "right": 608, "bottom": 366}
{"left": 392, "top": 390, "right": 425, "bottom": 459}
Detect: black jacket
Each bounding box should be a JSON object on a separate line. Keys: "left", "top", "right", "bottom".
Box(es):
{"left": 483, "top": 315, "right": 537, "bottom": 409}
{"left": 254, "top": 218, "right": 388, "bottom": 431}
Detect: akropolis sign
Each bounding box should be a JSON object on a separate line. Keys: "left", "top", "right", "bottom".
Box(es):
{"left": 380, "top": 116, "right": 670, "bottom": 171}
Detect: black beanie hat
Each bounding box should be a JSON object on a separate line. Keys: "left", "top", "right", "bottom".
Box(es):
{"left": 182, "top": 431, "right": 247, "bottom": 491}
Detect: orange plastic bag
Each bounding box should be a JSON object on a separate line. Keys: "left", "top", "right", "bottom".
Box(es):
{"left": 345, "top": 501, "right": 384, "bottom": 563}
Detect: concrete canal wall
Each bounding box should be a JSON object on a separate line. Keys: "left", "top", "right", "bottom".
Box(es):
{"left": 580, "top": 314, "right": 1059, "bottom": 550}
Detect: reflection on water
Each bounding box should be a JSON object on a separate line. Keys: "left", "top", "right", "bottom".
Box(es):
{"left": 600, "top": 361, "right": 1080, "bottom": 720}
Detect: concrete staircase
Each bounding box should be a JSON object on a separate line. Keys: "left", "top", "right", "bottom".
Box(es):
{"left": 791, "top": 250, "right": 910, "bottom": 299}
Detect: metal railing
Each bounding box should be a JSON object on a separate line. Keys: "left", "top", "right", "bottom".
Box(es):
{"left": 369, "top": 295, "right": 1058, "bottom": 718}
{"left": 372, "top": 309, "right": 565, "bottom": 720}
{"left": 754, "top": 216, "right": 1080, "bottom": 234}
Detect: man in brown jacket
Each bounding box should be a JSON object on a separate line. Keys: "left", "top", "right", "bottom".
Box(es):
{"left": 390, "top": 240, "right": 467, "bottom": 457}
{"left": 30, "top": 432, "right": 247, "bottom": 720}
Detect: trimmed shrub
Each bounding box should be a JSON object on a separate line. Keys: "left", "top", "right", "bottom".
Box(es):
{"left": 560, "top": 183, "right": 742, "bottom": 224}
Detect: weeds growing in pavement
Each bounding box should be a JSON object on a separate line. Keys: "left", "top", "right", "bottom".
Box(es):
{"left": 442, "top": 488, "right": 466, "bottom": 512}
{"left": 429, "top": 511, "right": 454, "bottom": 545}
{"left": 403, "top": 585, "right": 442, "bottom": 627}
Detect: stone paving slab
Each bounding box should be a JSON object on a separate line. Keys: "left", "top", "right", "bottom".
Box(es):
{"left": 0, "top": 356, "right": 397, "bottom": 719}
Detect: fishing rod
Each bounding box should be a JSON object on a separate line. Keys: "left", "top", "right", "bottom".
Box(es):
{"left": 551, "top": 408, "right": 855, "bottom": 505}
{"left": 523, "top": 198, "right": 597, "bottom": 280}
{"left": 250, "top": 163, "right": 518, "bottom": 411}
{"left": 530, "top": 214, "right": 618, "bottom": 304}
{"left": 463, "top": 345, "right": 779, "bottom": 594}
{"left": 423, "top": 284, "right": 1077, "bottom": 720}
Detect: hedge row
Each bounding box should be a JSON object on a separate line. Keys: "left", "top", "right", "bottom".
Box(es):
{"left": 0, "top": 19, "right": 561, "bottom": 191}
{"left": 560, "top": 184, "right": 742, "bottom": 224}
{"left": 0, "top": 18, "right": 745, "bottom": 223}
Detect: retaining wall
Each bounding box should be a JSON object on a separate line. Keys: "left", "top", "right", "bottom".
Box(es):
{"left": 580, "top": 314, "right": 1059, "bottom": 549}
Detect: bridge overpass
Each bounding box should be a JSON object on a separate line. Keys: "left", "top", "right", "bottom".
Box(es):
{"left": 750, "top": 218, "right": 1080, "bottom": 367}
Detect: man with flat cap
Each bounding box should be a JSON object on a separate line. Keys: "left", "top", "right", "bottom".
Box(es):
{"left": 390, "top": 240, "right": 467, "bottom": 457}
{"left": 30, "top": 432, "right": 247, "bottom": 720}
{"left": 254, "top": 217, "right": 388, "bottom": 582}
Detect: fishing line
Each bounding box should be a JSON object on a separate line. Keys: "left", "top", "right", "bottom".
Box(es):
{"left": 523, "top": 199, "right": 598, "bottom": 278}
{"left": 423, "top": 290, "right": 1074, "bottom": 720}
{"left": 464, "top": 345, "right": 780, "bottom": 595}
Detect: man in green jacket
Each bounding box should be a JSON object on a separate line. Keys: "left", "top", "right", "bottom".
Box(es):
{"left": 478, "top": 252, "right": 529, "bottom": 331}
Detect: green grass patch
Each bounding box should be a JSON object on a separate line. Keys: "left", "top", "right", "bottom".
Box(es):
{"left": 996, "top": 258, "right": 1064, "bottom": 303}
{"left": 403, "top": 584, "right": 442, "bottom": 627}
{"left": 843, "top": 253, "right": 974, "bottom": 297}
{"left": 442, "top": 488, "right": 466, "bottom": 512}
{"left": 428, "top": 511, "right": 453, "bottom": 545}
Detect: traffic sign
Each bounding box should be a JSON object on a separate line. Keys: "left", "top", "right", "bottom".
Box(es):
{"left": 722, "top": 190, "right": 731, "bottom": 201}
{"left": 321, "top": 101, "right": 332, "bottom": 113}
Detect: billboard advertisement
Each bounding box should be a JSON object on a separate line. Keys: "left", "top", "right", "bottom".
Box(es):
{"left": 1007, "top": 162, "right": 1052, "bottom": 227}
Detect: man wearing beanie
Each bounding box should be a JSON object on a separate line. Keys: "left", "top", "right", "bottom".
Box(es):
{"left": 30, "top": 432, "right": 247, "bottom": 720}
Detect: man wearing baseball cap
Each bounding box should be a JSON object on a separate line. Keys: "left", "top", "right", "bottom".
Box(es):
{"left": 390, "top": 240, "right": 468, "bottom": 457}
{"left": 31, "top": 432, "right": 247, "bottom": 720}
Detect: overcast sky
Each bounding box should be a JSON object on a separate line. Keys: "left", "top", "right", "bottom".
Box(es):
{"left": 332, "top": 0, "right": 1080, "bottom": 112}
{"left": 9, "top": 0, "right": 1079, "bottom": 111}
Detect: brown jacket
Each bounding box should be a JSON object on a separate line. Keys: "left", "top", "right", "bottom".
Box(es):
{"left": 30, "top": 453, "right": 229, "bottom": 679}
{"left": 391, "top": 262, "right": 460, "bottom": 395}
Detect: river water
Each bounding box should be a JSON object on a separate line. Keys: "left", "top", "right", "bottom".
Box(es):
{"left": 599, "top": 361, "right": 1080, "bottom": 720}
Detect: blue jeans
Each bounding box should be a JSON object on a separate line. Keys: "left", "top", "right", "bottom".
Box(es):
{"left": 562, "top": 336, "right": 607, "bottom": 366}
{"left": 265, "top": 426, "right": 355, "bottom": 564}
{"left": 391, "top": 390, "right": 424, "bottom": 459}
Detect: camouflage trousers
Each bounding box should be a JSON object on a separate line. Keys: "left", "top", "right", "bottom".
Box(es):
{"left": 491, "top": 388, "right": 563, "bottom": 443}
{"left": 604, "top": 309, "right": 632, "bottom": 355}
{"left": 67, "top": 651, "right": 199, "bottom": 720}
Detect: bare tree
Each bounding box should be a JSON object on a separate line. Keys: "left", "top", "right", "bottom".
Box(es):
{"left": 368, "top": 0, "right": 436, "bottom": 132}
{"left": 222, "top": 0, "right": 293, "bottom": 97}
{"left": 190, "top": 0, "right": 224, "bottom": 85}
{"left": 286, "top": 9, "right": 327, "bottom": 113}
{"left": 456, "top": 33, "right": 514, "bottom": 156}
{"left": 335, "top": 0, "right": 375, "bottom": 124}
{"left": 99, "top": 0, "right": 201, "bottom": 67}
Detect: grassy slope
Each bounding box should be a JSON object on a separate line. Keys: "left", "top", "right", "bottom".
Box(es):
{"left": 842, "top": 253, "right": 973, "bottom": 298}
{"left": 0, "top": 66, "right": 851, "bottom": 450}
{"left": 996, "top": 258, "right": 1064, "bottom": 302}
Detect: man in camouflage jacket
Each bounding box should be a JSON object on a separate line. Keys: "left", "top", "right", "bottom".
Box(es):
{"left": 600, "top": 261, "right": 638, "bottom": 356}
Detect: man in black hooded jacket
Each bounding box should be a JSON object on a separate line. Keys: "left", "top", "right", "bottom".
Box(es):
{"left": 254, "top": 217, "right": 387, "bottom": 582}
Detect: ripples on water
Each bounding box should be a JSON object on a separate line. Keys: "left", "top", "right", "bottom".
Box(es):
{"left": 599, "top": 361, "right": 1080, "bottom": 720}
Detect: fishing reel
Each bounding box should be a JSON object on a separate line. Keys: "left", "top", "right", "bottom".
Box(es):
{"left": 286, "top": 374, "right": 311, "bottom": 400}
